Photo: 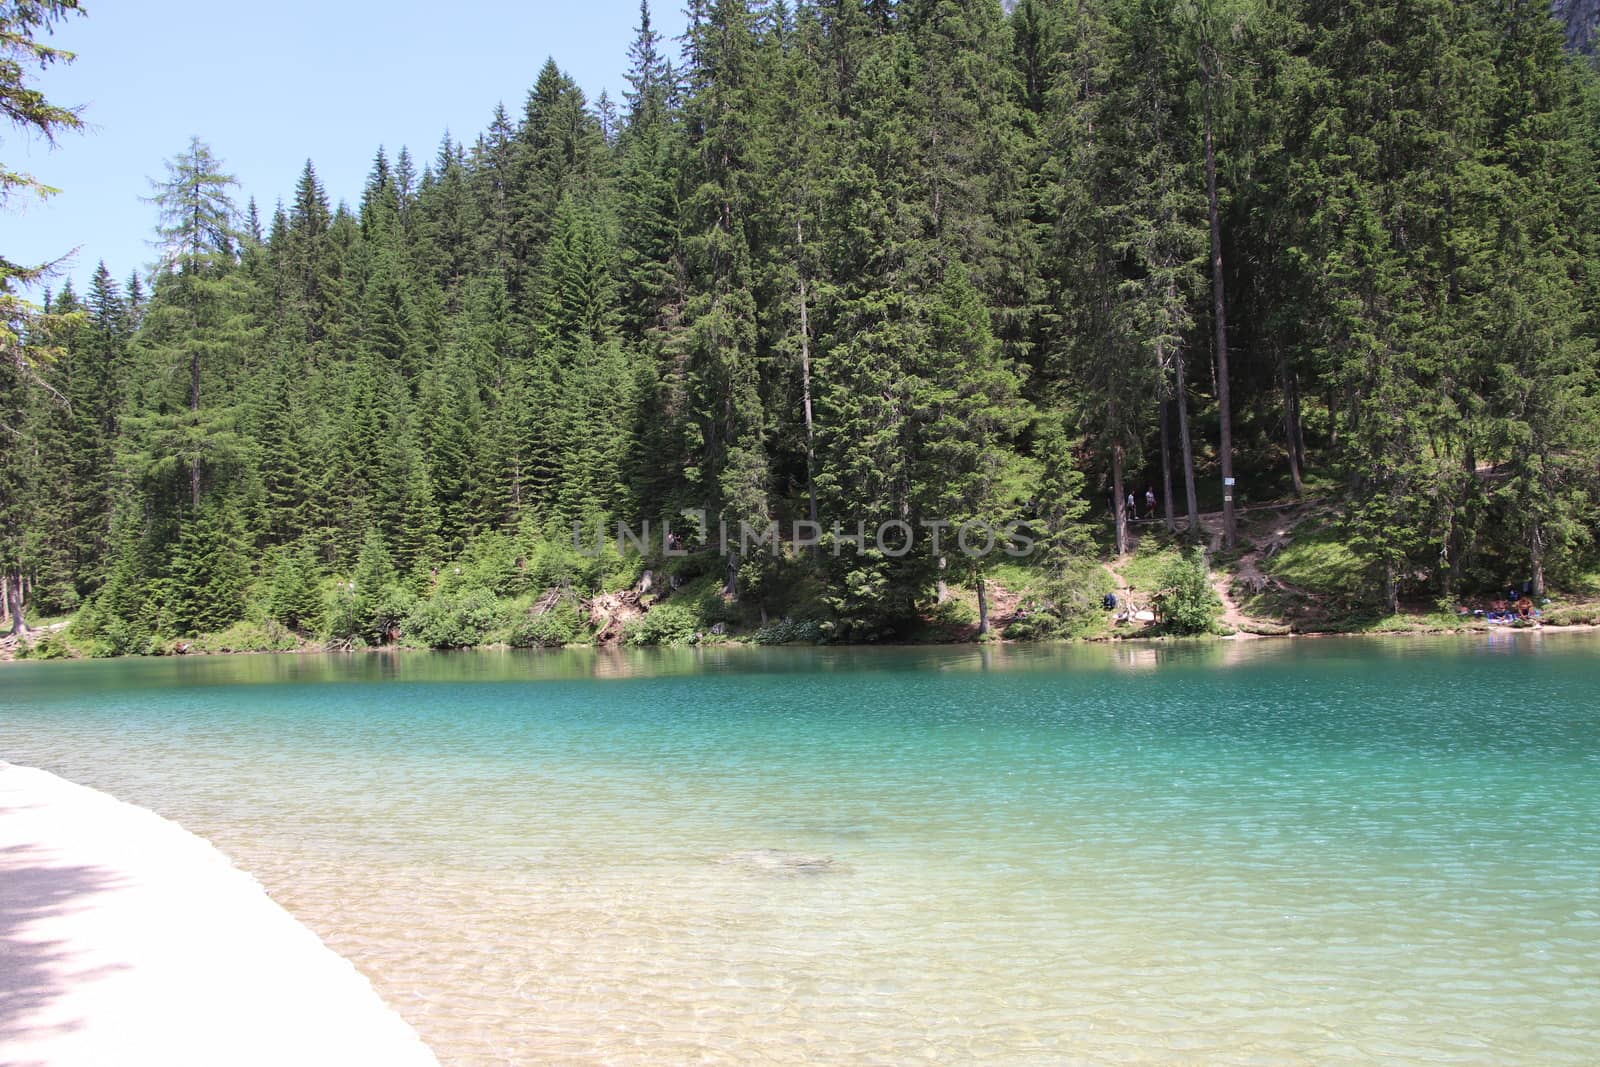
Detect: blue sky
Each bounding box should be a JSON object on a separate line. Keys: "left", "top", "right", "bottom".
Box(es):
{"left": 8, "top": 0, "right": 686, "bottom": 296}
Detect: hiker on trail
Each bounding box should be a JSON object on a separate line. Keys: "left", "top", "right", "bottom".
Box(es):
{"left": 1145, "top": 487, "right": 1157, "bottom": 516}
{"left": 1127, "top": 492, "right": 1138, "bottom": 521}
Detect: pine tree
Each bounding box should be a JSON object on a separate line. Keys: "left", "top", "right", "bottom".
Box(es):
{"left": 266, "top": 546, "right": 323, "bottom": 634}
{"left": 281, "top": 159, "right": 344, "bottom": 354}
{"left": 671, "top": 0, "right": 770, "bottom": 594}
{"left": 509, "top": 60, "right": 608, "bottom": 312}
{"left": 250, "top": 359, "right": 311, "bottom": 547}
{"left": 166, "top": 501, "right": 249, "bottom": 636}
{"left": 469, "top": 106, "right": 519, "bottom": 271}
{"left": 914, "top": 266, "right": 1031, "bottom": 635}
{"left": 133, "top": 137, "right": 252, "bottom": 510}
{"left": 63, "top": 262, "right": 127, "bottom": 593}
{"left": 1, "top": 0, "right": 87, "bottom": 633}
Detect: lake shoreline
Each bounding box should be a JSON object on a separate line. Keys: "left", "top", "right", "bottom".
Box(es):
{"left": 10, "top": 618, "right": 1598, "bottom": 664}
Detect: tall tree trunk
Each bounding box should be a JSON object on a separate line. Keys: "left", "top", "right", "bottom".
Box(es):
{"left": 976, "top": 574, "right": 989, "bottom": 637}
{"left": 796, "top": 221, "right": 819, "bottom": 542}
{"left": 1449, "top": 447, "right": 1477, "bottom": 593}
{"left": 5, "top": 572, "right": 30, "bottom": 637}
{"left": 1160, "top": 398, "right": 1176, "bottom": 532}
{"left": 189, "top": 348, "right": 202, "bottom": 509}
{"left": 1278, "top": 346, "right": 1305, "bottom": 496}
{"left": 1112, "top": 437, "right": 1128, "bottom": 557}
{"left": 1175, "top": 349, "right": 1200, "bottom": 533}
{"left": 1530, "top": 520, "right": 1546, "bottom": 599}
{"left": 1202, "top": 80, "right": 1236, "bottom": 549}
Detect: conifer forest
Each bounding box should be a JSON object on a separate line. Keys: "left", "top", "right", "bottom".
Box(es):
{"left": 6, "top": 0, "right": 1600, "bottom": 654}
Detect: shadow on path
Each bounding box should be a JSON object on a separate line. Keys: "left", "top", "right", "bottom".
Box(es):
{"left": 0, "top": 837, "right": 128, "bottom": 1067}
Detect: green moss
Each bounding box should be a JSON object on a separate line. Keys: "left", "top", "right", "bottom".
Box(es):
{"left": 1266, "top": 525, "right": 1370, "bottom": 601}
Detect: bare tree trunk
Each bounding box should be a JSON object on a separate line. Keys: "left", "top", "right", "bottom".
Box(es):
{"left": 1160, "top": 399, "right": 1176, "bottom": 532}
{"left": 1112, "top": 438, "right": 1128, "bottom": 557}
{"left": 937, "top": 556, "right": 949, "bottom": 603}
{"left": 1278, "top": 346, "right": 1305, "bottom": 497}
{"left": 189, "top": 348, "right": 202, "bottom": 509}
{"left": 976, "top": 574, "right": 989, "bottom": 637}
{"left": 1530, "top": 521, "right": 1546, "bottom": 599}
{"left": 1203, "top": 80, "right": 1237, "bottom": 550}
{"left": 5, "top": 572, "right": 30, "bottom": 637}
{"left": 796, "top": 220, "right": 819, "bottom": 542}
{"left": 1175, "top": 349, "right": 1200, "bottom": 533}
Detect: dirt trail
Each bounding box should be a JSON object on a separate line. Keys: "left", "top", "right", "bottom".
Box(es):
{"left": 1100, "top": 503, "right": 1320, "bottom": 636}
{"left": 1194, "top": 503, "right": 1323, "bottom": 634}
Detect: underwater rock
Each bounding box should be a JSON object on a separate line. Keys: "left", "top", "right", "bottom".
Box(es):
{"left": 719, "top": 848, "right": 847, "bottom": 876}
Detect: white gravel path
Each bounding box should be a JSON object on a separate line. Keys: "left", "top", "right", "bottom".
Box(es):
{"left": 0, "top": 762, "right": 439, "bottom": 1067}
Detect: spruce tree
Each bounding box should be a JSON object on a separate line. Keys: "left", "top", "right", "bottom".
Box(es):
{"left": 166, "top": 501, "right": 249, "bottom": 636}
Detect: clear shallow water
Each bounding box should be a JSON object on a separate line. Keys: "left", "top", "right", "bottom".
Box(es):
{"left": 3, "top": 635, "right": 1599, "bottom": 1065}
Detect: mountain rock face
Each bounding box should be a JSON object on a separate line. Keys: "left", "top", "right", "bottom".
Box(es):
{"left": 1554, "top": 0, "right": 1600, "bottom": 55}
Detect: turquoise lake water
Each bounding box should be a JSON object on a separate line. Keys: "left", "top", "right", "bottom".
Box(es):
{"left": 2, "top": 634, "right": 1598, "bottom": 1064}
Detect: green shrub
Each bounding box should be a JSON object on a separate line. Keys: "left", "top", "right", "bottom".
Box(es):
{"left": 185, "top": 619, "right": 300, "bottom": 653}
{"left": 166, "top": 503, "right": 250, "bottom": 637}
{"left": 748, "top": 618, "right": 824, "bottom": 645}
{"left": 1040, "top": 559, "right": 1118, "bottom": 637}
{"left": 18, "top": 631, "right": 73, "bottom": 659}
{"left": 509, "top": 602, "right": 585, "bottom": 647}
{"left": 93, "top": 617, "right": 153, "bottom": 658}
{"left": 1122, "top": 542, "right": 1182, "bottom": 595}
{"left": 1001, "top": 610, "right": 1062, "bottom": 641}
{"left": 326, "top": 582, "right": 415, "bottom": 646}
{"left": 404, "top": 586, "right": 507, "bottom": 648}
{"left": 1155, "top": 550, "right": 1221, "bottom": 635}
{"left": 819, "top": 555, "right": 910, "bottom": 642}
{"left": 625, "top": 601, "right": 701, "bottom": 646}
{"left": 1546, "top": 605, "right": 1600, "bottom": 626}
{"left": 325, "top": 533, "right": 417, "bottom": 646}
{"left": 601, "top": 552, "right": 646, "bottom": 594}
{"left": 68, "top": 600, "right": 104, "bottom": 642}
